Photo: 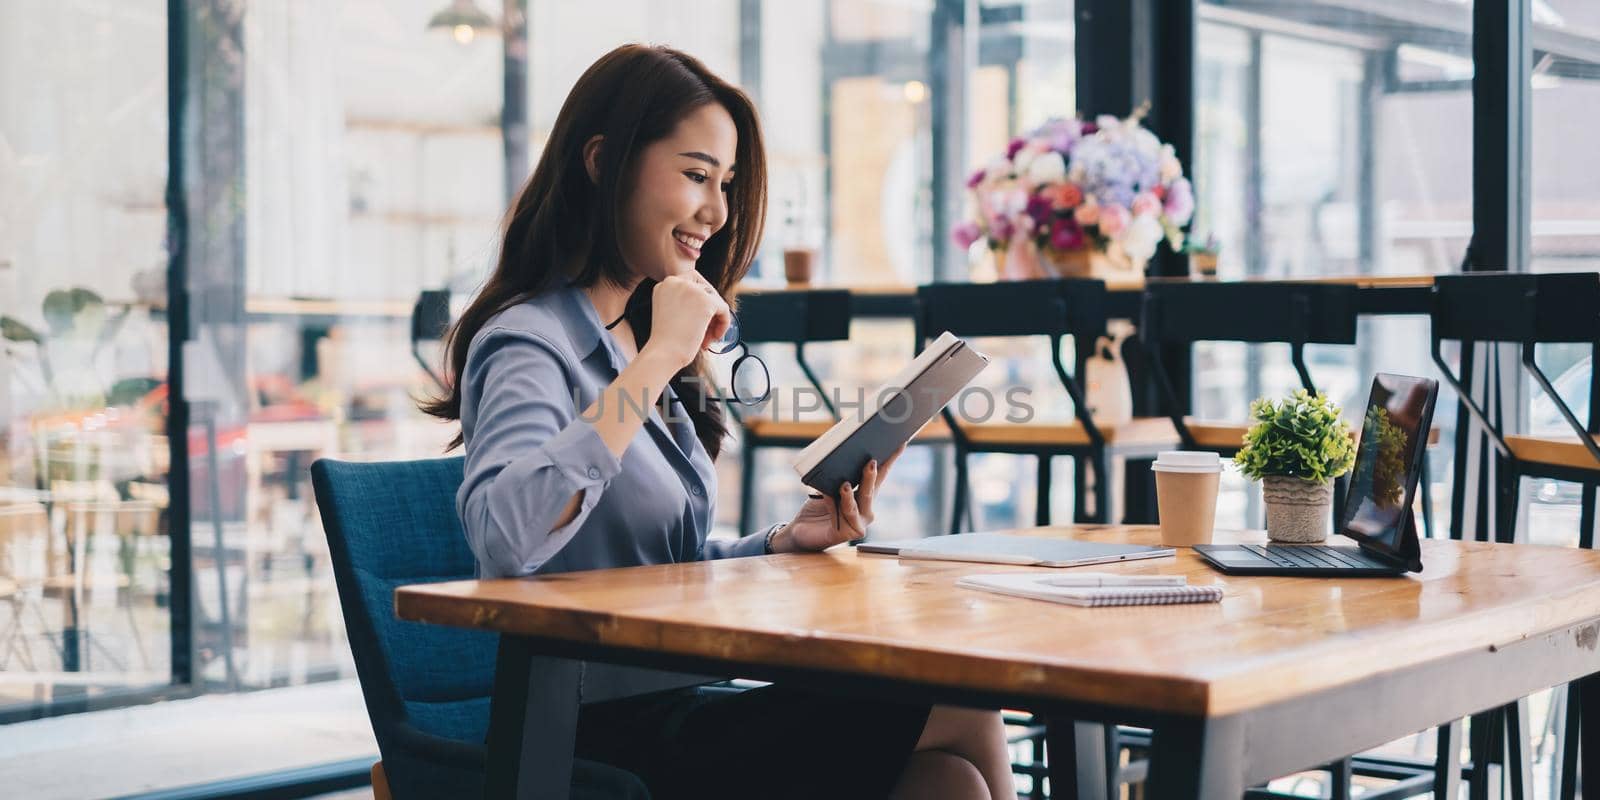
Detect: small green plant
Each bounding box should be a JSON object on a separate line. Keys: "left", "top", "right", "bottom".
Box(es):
{"left": 1234, "top": 389, "right": 1356, "bottom": 483}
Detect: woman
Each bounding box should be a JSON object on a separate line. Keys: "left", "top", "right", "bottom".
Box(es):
{"left": 423, "top": 44, "right": 1014, "bottom": 800}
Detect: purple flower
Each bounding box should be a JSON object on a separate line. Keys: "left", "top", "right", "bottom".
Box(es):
{"left": 1049, "top": 217, "right": 1086, "bottom": 251}
{"left": 1005, "top": 137, "right": 1027, "bottom": 160}
{"left": 1025, "top": 194, "right": 1054, "bottom": 228}
{"left": 1081, "top": 121, "right": 1099, "bottom": 134}
{"left": 951, "top": 221, "right": 982, "bottom": 250}
{"left": 966, "top": 167, "right": 986, "bottom": 189}
{"left": 1164, "top": 177, "right": 1195, "bottom": 226}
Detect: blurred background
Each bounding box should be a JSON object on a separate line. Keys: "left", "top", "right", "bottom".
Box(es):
{"left": 1, "top": 0, "right": 1598, "bottom": 795}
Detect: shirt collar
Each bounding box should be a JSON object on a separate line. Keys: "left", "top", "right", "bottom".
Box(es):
{"left": 553, "top": 279, "right": 623, "bottom": 373}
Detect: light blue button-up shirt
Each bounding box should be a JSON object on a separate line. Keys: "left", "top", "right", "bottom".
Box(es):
{"left": 456, "top": 280, "right": 770, "bottom": 578}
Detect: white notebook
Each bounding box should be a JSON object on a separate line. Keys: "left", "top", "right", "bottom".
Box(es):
{"left": 957, "top": 572, "right": 1225, "bottom": 607}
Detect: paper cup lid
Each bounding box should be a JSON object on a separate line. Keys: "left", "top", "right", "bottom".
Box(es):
{"left": 1152, "top": 451, "right": 1222, "bottom": 473}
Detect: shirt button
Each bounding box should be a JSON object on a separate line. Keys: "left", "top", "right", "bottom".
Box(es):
{"left": 690, "top": 485, "right": 704, "bottom": 496}
{"left": 586, "top": 466, "right": 601, "bottom": 479}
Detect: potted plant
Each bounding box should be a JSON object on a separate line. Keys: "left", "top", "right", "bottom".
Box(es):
{"left": 1234, "top": 390, "right": 1357, "bottom": 543}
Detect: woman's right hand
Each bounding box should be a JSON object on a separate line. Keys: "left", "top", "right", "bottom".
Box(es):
{"left": 641, "top": 273, "right": 732, "bottom": 368}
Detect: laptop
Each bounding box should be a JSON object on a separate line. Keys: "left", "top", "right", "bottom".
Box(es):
{"left": 1194, "top": 373, "right": 1437, "bottom": 576}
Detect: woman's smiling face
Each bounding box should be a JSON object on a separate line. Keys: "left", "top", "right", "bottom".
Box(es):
{"left": 616, "top": 102, "right": 738, "bottom": 283}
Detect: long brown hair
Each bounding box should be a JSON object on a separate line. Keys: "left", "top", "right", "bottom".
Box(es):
{"left": 421, "top": 44, "right": 767, "bottom": 460}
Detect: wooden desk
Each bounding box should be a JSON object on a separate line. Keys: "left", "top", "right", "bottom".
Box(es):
{"left": 398, "top": 525, "right": 1600, "bottom": 798}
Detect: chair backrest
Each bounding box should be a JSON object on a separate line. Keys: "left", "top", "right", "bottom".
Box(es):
{"left": 310, "top": 457, "right": 497, "bottom": 758}
{"left": 735, "top": 289, "right": 852, "bottom": 344}
{"left": 1431, "top": 272, "right": 1600, "bottom": 344}
{"left": 916, "top": 278, "right": 1108, "bottom": 343}
{"left": 1140, "top": 281, "right": 1359, "bottom": 346}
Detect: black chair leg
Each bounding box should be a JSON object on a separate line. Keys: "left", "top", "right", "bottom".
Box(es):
{"left": 1436, "top": 718, "right": 1464, "bottom": 799}
{"left": 740, "top": 438, "right": 757, "bottom": 537}
{"left": 1073, "top": 452, "right": 1090, "bottom": 524}
{"left": 1420, "top": 457, "right": 1436, "bottom": 538}
{"left": 1036, "top": 455, "right": 1052, "bottom": 527}
{"left": 1580, "top": 482, "right": 1596, "bottom": 551}
{"left": 1094, "top": 452, "right": 1112, "bottom": 525}
{"left": 1561, "top": 681, "right": 1580, "bottom": 800}
{"left": 1328, "top": 757, "right": 1352, "bottom": 800}
{"left": 1504, "top": 698, "right": 1535, "bottom": 800}
{"left": 951, "top": 449, "right": 969, "bottom": 536}
{"left": 1469, "top": 708, "right": 1500, "bottom": 800}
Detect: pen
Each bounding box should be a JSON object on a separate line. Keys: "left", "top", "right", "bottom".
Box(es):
{"left": 1039, "top": 574, "right": 1186, "bottom": 587}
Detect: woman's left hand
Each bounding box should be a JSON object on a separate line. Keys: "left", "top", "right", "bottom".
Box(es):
{"left": 778, "top": 445, "right": 907, "bottom": 552}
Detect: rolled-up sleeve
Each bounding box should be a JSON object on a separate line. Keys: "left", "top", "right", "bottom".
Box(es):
{"left": 700, "top": 529, "right": 771, "bottom": 560}
{"left": 458, "top": 328, "right": 623, "bottom": 577}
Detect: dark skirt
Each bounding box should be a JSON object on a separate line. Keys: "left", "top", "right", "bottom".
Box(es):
{"left": 574, "top": 682, "right": 932, "bottom": 800}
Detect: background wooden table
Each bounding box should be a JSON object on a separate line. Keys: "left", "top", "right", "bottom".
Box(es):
{"left": 398, "top": 525, "right": 1600, "bottom": 798}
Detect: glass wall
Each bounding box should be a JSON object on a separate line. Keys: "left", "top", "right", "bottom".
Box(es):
{"left": 1194, "top": 0, "right": 1474, "bottom": 533}
{"left": 1525, "top": 0, "right": 1600, "bottom": 546}
{"left": 1, "top": 0, "right": 174, "bottom": 717}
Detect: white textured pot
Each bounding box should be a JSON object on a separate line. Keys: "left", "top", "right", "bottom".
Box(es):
{"left": 1262, "top": 476, "right": 1334, "bottom": 543}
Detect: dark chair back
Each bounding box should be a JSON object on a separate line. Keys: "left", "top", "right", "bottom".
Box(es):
{"left": 917, "top": 278, "right": 1108, "bottom": 343}
{"left": 311, "top": 457, "right": 496, "bottom": 797}
{"left": 916, "top": 279, "right": 1110, "bottom": 446}
{"left": 733, "top": 289, "right": 853, "bottom": 418}
{"left": 735, "top": 289, "right": 852, "bottom": 344}
{"left": 1428, "top": 273, "right": 1600, "bottom": 506}
{"left": 1140, "top": 281, "right": 1359, "bottom": 349}
{"left": 1432, "top": 272, "right": 1600, "bottom": 345}
{"left": 1139, "top": 281, "right": 1360, "bottom": 448}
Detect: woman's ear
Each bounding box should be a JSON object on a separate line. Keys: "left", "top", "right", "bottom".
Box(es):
{"left": 582, "top": 135, "right": 604, "bottom": 184}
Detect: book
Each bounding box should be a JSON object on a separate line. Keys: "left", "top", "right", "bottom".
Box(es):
{"left": 793, "top": 332, "right": 990, "bottom": 497}
{"left": 956, "top": 572, "right": 1225, "bottom": 607}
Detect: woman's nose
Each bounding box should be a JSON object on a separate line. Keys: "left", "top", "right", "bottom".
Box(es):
{"left": 698, "top": 187, "right": 727, "bottom": 232}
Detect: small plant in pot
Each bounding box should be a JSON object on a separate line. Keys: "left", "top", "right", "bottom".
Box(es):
{"left": 1234, "top": 390, "right": 1357, "bottom": 543}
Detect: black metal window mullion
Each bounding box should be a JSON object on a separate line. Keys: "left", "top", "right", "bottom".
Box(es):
{"left": 164, "top": 0, "right": 194, "bottom": 692}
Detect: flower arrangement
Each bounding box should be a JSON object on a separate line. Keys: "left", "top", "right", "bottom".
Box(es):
{"left": 1234, "top": 390, "right": 1356, "bottom": 484}
{"left": 951, "top": 106, "right": 1196, "bottom": 278}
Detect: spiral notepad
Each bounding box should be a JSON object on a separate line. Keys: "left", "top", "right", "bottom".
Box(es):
{"left": 956, "top": 573, "right": 1224, "bottom": 607}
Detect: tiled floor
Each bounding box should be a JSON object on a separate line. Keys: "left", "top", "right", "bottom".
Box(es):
{"left": 0, "top": 679, "right": 375, "bottom": 799}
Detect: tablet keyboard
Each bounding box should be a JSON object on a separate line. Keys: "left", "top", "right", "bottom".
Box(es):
{"left": 1242, "top": 544, "right": 1376, "bottom": 570}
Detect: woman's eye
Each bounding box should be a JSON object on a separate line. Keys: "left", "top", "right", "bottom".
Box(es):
{"left": 684, "top": 172, "right": 707, "bottom": 184}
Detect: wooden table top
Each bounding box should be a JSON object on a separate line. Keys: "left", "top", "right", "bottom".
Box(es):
{"left": 396, "top": 525, "right": 1600, "bottom": 718}
{"left": 742, "top": 274, "right": 1438, "bottom": 296}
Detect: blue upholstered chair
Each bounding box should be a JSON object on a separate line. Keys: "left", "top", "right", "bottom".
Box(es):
{"left": 311, "top": 456, "right": 649, "bottom": 799}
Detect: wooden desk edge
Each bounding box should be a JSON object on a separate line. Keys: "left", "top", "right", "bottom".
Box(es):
{"left": 394, "top": 583, "right": 1217, "bottom": 716}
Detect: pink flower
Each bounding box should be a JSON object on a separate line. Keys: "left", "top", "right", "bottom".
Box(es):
{"left": 1164, "top": 178, "right": 1195, "bottom": 226}
{"left": 1073, "top": 200, "right": 1100, "bottom": 226}
{"left": 989, "top": 216, "right": 1015, "bottom": 243}
{"left": 966, "top": 168, "right": 986, "bottom": 189}
{"left": 1132, "top": 192, "right": 1161, "bottom": 217}
{"left": 1049, "top": 217, "right": 1086, "bottom": 251}
{"left": 951, "top": 221, "right": 982, "bottom": 250}
{"left": 1048, "top": 183, "right": 1083, "bottom": 210}
{"left": 1098, "top": 204, "right": 1130, "bottom": 237}
{"left": 1005, "top": 137, "right": 1027, "bottom": 159}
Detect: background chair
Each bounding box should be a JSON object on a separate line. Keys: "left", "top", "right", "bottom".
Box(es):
{"left": 310, "top": 456, "right": 649, "bottom": 799}
{"left": 917, "top": 278, "right": 1176, "bottom": 533}
{"left": 1430, "top": 271, "right": 1600, "bottom": 800}
{"left": 730, "top": 288, "right": 947, "bottom": 533}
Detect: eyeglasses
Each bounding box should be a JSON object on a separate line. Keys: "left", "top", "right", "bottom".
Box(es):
{"left": 706, "top": 319, "right": 770, "bottom": 406}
